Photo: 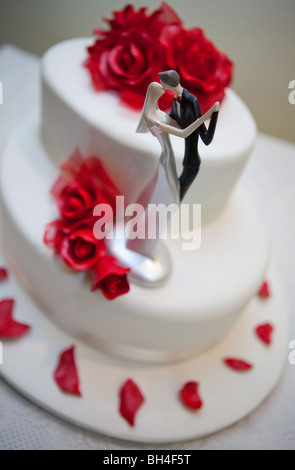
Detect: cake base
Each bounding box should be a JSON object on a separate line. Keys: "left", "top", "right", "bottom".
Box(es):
{"left": 0, "top": 227, "right": 289, "bottom": 442}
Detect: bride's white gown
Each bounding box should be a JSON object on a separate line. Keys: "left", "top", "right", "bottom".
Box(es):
{"left": 126, "top": 120, "right": 180, "bottom": 258}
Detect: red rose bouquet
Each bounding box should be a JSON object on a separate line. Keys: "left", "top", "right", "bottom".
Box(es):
{"left": 85, "top": 2, "right": 233, "bottom": 112}
{"left": 44, "top": 148, "right": 130, "bottom": 300}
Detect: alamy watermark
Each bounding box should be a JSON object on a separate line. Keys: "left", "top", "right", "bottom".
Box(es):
{"left": 93, "top": 196, "right": 201, "bottom": 251}
{"left": 288, "top": 80, "right": 295, "bottom": 105}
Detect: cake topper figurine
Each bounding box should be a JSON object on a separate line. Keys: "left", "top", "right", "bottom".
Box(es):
{"left": 126, "top": 72, "right": 219, "bottom": 256}
{"left": 110, "top": 71, "right": 219, "bottom": 287}
{"left": 159, "top": 70, "right": 219, "bottom": 201}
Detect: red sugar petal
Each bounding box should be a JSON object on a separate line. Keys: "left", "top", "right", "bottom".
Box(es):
{"left": 258, "top": 281, "right": 270, "bottom": 298}
{"left": 119, "top": 378, "right": 145, "bottom": 426}
{"left": 256, "top": 323, "right": 274, "bottom": 345}
{"left": 0, "top": 299, "right": 31, "bottom": 338}
{"left": 179, "top": 381, "right": 203, "bottom": 410}
{"left": 0, "top": 268, "right": 9, "bottom": 282}
{"left": 54, "top": 345, "right": 82, "bottom": 396}
{"left": 224, "top": 358, "right": 253, "bottom": 371}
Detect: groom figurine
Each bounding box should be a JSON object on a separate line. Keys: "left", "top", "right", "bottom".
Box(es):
{"left": 159, "top": 70, "right": 219, "bottom": 200}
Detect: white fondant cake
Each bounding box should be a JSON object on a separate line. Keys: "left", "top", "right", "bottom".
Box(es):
{"left": 0, "top": 38, "right": 269, "bottom": 363}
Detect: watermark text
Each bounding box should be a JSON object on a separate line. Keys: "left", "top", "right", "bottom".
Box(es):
{"left": 93, "top": 196, "right": 201, "bottom": 251}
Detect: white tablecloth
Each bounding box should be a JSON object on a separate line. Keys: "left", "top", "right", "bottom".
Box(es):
{"left": 0, "top": 44, "right": 294, "bottom": 450}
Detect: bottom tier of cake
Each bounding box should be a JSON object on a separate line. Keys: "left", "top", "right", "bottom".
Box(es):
{"left": 0, "top": 120, "right": 269, "bottom": 363}
{"left": 0, "top": 245, "right": 289, "bottom": 442}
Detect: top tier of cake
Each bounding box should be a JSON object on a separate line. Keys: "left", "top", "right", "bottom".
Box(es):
{"left": 41, "top": 38, "right": 257, "bottom": 223}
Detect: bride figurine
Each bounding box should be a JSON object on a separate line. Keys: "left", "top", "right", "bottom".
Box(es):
{"left": 109, "top": 73, "right": 219, "bottom": 287}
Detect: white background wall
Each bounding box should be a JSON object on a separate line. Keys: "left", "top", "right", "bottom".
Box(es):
{"left": 0, "top": 0, "right": 294, "bottom": 142}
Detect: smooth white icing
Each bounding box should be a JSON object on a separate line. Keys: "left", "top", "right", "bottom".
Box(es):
{"left": 0, "top": 37, "right": 268, "bottom": 364}
{"left": 41, "top": 38, "right": 257, "bottom": 223}
{"left": 0, "top": 120, "right": 268, "bottom": 362}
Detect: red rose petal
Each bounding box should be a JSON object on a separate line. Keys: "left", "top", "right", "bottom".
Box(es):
{"left": 0, "top": 268, "right": 8, "bottom": 282}
{"left": 54, "top": 345, "right": 82, "bottom": 396}
{"left": 159, "top": 1, "right": 183, "bottom": 25}
{"left": 256, "top": 323, "right": 274, "bottom": 345}
{"left": 119, "top": 378, "right": 145, "bottom": 426}
{"left": 224, "top": 358, "right": 253, "bottom": 371}
{"left": 179, "top": 381, "right": 203, "bottom": 410}
{"left": 258, "top": 281, "right": 270, "bottom": 298}
{"left": 0, "top": 299, "right": 31, "bottom": 338}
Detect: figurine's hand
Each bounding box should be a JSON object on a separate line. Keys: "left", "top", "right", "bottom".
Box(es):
{"left": 213, "top": 102, "right": 220, "bottom": 113}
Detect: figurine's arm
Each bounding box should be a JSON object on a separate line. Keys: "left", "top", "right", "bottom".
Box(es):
{"left": 144, "top": 113, "right": 181, "bottom": 132}
{"left": 166, "top": 115, "right": 181, "bottom": 128}
{"left": 155, "top": 102, "right": 219, "bottom": 138}
{"left": 198, "top": 110, "right": 219, "bottom": 145}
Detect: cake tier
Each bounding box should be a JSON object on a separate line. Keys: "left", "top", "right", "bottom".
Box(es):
{"left": 41, "top": 38, "right": 257, "bottom": 223}
{"left": 0, "top": 121, "right": 269, "bottom": 363}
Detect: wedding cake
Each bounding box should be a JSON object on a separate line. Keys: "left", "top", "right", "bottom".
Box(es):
{"left": 0, "top": 3, "right": 289, "bottom": 442}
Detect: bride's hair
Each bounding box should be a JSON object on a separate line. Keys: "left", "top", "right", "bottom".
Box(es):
{"left": 136, "top": 82, "right": 164, "bottom": 134}
{"left": 136, "top": 83, "right": 153, "bottom": 134}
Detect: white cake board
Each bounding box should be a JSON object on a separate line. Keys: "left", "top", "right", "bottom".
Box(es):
{"left": 0, "top": 223, "right": 289, "bottom": 443}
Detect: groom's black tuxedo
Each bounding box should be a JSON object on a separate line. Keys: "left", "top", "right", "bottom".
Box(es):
{"left": 169, "top": 88, "right": 218, "bottom": 200}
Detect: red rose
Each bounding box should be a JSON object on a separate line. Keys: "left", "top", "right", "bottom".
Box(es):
{"left": 92, "top": 255, "right": 130, "bottom": 300}
{"left": 59, "top": 218, "right": 107, "bottom": 270}
{"left": 85, "top": 3, "right": 182, "bottom": 109}
{"left": 44, "top": 150, "right": 131, "bottom": 299}
{"left": 85, "top": 4, "right": 233, "bottom": 112}
{"left": 44, "top": 217, "right": 106, "bottom": 270}
{"left": 52, "top": 148, "right": 119, "bottom": 217}
{"left": 56, "top": 180, "right": 102, "bottom": 220}
{"left": 160, "top": 25, "right": 233, "bottom": 112}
